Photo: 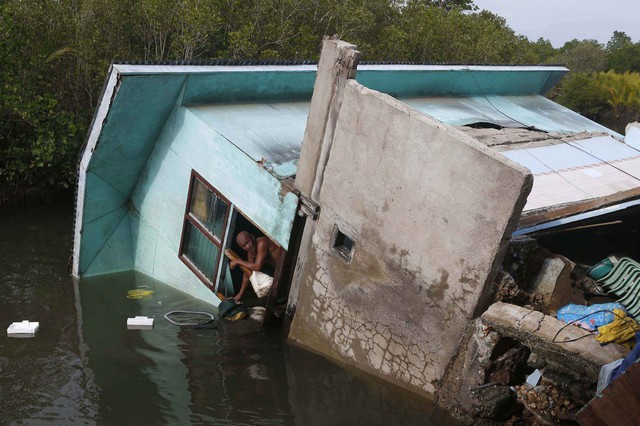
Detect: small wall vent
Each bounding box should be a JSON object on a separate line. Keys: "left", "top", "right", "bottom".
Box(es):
{"left": 332, "top": 226, "right": 355, "bottom": 262}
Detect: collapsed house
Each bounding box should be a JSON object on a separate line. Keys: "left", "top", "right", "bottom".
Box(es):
{"left": 72, "top": 39, "right": 640, "bottom": 422}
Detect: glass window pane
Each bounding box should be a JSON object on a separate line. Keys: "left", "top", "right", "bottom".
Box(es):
{"left": 188, "top": 179, "right": 228, "bottom": 239}
{"left": 183, "top": 221, "right": 219, "bottom": 283}
{"left": 213, "top": 197, "right": 228, "bottom": 237}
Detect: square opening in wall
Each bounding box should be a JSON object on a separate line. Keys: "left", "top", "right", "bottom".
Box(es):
{"left": 332, "top": 226, "right": 355, "bottom": 262}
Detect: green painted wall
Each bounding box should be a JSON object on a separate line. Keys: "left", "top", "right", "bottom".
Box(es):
{"left": 77, "top": 65, "right": 570, "bottom": 297}
{"left": 80, "top": 75, "right": 187, "bottom": 276}
{"left": 128, "top": 104, "right": 298, "bottom": 304}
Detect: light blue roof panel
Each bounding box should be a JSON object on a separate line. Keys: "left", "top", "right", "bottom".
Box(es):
{"left": 504, "top": 143, "right": 602, "bottom": 172}
{"left": 504, "top": 96, "right": 620, "bottom": 135}
{"left": 403, "top": 96, "right": 520, "bottom": 127}
{"left": 188, "top": 101, "right": 309, "bottom": 170}
{"left": 403, "top": 94, "right": 621, "bottom": 136}
{"left": 501, "top": 150, "right": 553, "bottom": 175}
{"left": 569, "top": 135, "right": 640, "bottom": 161}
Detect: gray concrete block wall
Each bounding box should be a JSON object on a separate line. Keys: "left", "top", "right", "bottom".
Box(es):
{"left": 289, "top": 70, "right": 533, "bottom": 396}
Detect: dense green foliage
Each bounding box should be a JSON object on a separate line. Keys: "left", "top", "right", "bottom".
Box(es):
{"left": 0, "top": 0, "right": 639, "bottom": 196}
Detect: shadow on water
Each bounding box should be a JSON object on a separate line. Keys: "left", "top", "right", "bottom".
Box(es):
{"left": 0, "top": 206, "right": 460, "bottom": 425}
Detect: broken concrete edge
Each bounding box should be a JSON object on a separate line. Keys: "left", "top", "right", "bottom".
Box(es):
{"left": 458, "top": 128, "right": 617, "bottom": 153}
{"left": 434, "top": 318, "right": 494, "bottom": 424}
{"left": 481, "top": 302, "right": 629, "bottom": 373}
{"left": 288, "top": 38, "right": 360, "bottom": 316}
{"left": 295, "top": 38, "right": 360, "bottom": 200}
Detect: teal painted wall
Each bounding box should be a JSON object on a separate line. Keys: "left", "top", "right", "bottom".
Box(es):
{"left": 77, "top": 65, "right": 570, "bottom": 299}
{"left": 183, "top": 71, "right": 316, "bottom": 104}
{"left": 79, "top": 75, "right": 187, "bottom": 276}
{"left": 358, "top": 68, "right": 565, "bottom": 98}
{"left": 128, "top": 103, "right": 298, "bottom": 304}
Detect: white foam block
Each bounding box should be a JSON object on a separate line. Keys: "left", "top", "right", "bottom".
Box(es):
{"left": 7, "top": 320, "right": 40, "bottom": 338}
{"left": 127, "top": 316, "right": 154, "bottom": 330}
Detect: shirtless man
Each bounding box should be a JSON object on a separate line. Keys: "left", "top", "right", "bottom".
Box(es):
{"left": 229, "top": 231, "right": 284, "bottom": 301}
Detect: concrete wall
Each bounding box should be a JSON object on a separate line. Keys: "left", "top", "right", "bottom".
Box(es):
{"left": 129, "top": 103, "right": 299, "bottom": 306}
{"left": 289, "top": 71, "right": 532, "bottom": 396}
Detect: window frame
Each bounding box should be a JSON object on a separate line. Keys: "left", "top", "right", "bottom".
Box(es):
{"left": 178, "top": 170, "right": 231, "bottom": 289}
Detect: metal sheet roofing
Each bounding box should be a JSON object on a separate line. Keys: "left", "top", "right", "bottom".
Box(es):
{"left": 502, "top": 135, "right": 640, "bottom": 212}
{"left": 188, "top": 101, "right": 308, "bottom": 172}
{"left": 403, "top": 95, "right": 618, "bottom": 135}
{"left": 86, "top": 64, "right": 572, "bottom": 181}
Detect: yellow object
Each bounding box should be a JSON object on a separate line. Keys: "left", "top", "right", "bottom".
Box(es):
{"left": 224, "top": 311, "right": 247, "bottom": 321}
{"left": 596, "top": 308, "right": 640, "bottom": 348}
{"left": 127, "top": 289, "right": 155, "bottom": 299}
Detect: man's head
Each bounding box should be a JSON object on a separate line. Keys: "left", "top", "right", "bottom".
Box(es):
{"left": 236, "top": 231, "right": 255, "bottom": 253}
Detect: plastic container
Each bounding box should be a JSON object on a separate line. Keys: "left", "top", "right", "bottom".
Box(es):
{"left": 587, "top": 257, "right": 615, "bottom": 280}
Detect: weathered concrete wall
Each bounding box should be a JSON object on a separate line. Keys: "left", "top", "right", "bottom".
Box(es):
{"left": 294, "top": 38, "right": 360, "bottom": 198}
{"left": 289, "top": 66, "right": 533, "bottom": 396}
{"left": 288, "top": 39, "right": 360, "bottom": 316}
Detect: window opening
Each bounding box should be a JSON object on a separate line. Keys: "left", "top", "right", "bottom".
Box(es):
{"left": 332, "top": 226, "right": 355, "bottom": 262}
{"left": 179, "top": 171, "right": 230, "bottom": 289}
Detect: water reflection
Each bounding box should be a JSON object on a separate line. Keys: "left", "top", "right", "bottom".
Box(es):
{"left": 1, "top": 207, "right": 460, "bottom": 425}
{"left": 0, "top": 206, "right": 99, "bottom": 424}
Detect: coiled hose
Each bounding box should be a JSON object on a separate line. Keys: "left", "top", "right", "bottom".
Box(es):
{"left": 163, "top": 310, "right": 215, "bottom": 326}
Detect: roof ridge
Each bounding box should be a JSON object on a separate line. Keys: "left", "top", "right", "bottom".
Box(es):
{"left": 111, "top": 59, "right": 566, "bottom": 67}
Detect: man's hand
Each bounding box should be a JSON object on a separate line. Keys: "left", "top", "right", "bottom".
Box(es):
{"left": 229, "top": 260, "right": 238, "bottom": 269}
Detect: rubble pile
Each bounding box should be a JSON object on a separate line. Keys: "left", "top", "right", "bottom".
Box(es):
{"left": 437, "top": 234, "right": 636, "bottom": 425}
{"left": 494, "top": 272, "right": 545, "bottom": 311}
{"left": 512, "top": 380, "right": 578, "bottom": 425}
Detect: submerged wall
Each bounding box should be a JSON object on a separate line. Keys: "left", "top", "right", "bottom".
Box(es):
{"left": 289, "top": 40, "right": 533, "bottom": 396}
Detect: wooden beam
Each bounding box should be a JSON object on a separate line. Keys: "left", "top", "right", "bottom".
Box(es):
{"left": 223, "top": 248, "right": 252, "bottom": 275}
{"left": 519, "top": 188, "right": 640, "bottom": 229}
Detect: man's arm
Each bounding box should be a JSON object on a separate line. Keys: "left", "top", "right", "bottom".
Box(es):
{"left": 230, "top": 238, "right": 268, "bottom": 271}
{"left": 234, "top": 271, "right": 251, "bottom": 302}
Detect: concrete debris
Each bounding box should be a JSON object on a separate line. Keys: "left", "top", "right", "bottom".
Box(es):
{"left": 485, "top": 341, "right": 530, "bottom": 385}
{"left": 526, "top": 352, "right": 546, "bottom": 370}
{"left": 436, "top": 227, "right": 640, "bottom": 425}
{"left": 513, "top": 380, "right": 578, "bottom": 425}
{"left": 482, "top": 302, "right": 628, "bottom": 371}
{"left": 473, "top": 385, "right": 517, "bottom": 420}
{"left": 530, "top": 258, "right": 565, "bottom": 306}
{"left": 494, "top": 271, "right": 544, "bottom": 309}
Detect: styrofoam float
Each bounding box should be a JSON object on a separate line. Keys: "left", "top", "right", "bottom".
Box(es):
{"left": 7, "top": 320, "right": 39, "bottom": 338}
{"left": 127, "top": 316, "right": 154, "bottom": 330}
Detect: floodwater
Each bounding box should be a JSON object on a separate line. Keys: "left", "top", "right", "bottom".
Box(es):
{"left": 0, "top": 206, "right": 460, "bottom": 425}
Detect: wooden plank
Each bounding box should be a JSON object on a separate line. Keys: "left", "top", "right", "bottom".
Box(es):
{"left": 519, "top": 188, "right": 640, "bottom": 228}
{"left": 223, "top": 248, "right": 252, "bottom": 275}
{"left": 576, "top": 362, "right": 640, "bottom": 426}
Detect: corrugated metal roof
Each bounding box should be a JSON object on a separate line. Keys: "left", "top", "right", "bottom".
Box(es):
{"left": 403, "top": 95, "right": 619, "bottom": 135}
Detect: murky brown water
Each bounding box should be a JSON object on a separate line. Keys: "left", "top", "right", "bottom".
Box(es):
{"left": 0, "top": 206, "right": 460, "bottom": 425}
